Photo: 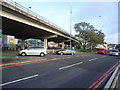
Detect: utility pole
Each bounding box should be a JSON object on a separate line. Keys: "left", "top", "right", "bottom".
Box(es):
{"left": 70, "top": 7, "right": 72, "bottom": 48}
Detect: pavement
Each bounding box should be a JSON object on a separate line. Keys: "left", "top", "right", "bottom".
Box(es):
{"left": 1, "top": 50, "right": 120, "bottom": 89}
{"left": 1, "top": 50, "right": 68, "bottom": 67}
{"left": 1, "top": 50, "right": 97, "bottom": 67}
{"left": 0, "top": 51, "right": 86, "bottom": 67}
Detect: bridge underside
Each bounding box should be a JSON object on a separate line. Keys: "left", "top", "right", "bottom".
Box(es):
{"left": 2, "top": 17, "right": 69, "bottom": 43}
{"left": 1, "top": 1, "right": 79, "bottom": 49}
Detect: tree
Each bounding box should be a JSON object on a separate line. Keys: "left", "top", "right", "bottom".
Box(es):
{"left": 74, "top": 22, "right": 91, "bottom": 49}
{"left": 74, "top": 22, "right": 105, "bottom": 49}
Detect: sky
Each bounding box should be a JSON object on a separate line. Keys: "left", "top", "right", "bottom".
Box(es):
{"left": 11, "top": 0, "right": 118, "bottom": 44}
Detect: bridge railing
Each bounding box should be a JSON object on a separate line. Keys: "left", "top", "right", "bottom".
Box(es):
{"left": 2, "top": 0, "right": 76, "bottom": 37}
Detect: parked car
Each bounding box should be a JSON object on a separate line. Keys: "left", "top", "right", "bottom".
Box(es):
{"left": 56, "top": 48, "right": 76, "bottom": 55}
{"left": 16, "top": 45, "right": 21, "bottom": 50}
{"left": 97, "top": 49, "right": 109, "bottom": 54}
{"left": 109, "top": 49, "right": 119, "bottom": 56}
{"left": 19, "top": 47, "right": 47, "bottom": 56}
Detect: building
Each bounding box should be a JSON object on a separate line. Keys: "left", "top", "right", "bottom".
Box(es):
{"left": 95, "top": 44, "right": 108, "bottom": 49}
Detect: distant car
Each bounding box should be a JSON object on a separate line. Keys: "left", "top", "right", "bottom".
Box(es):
{"left": 109, "top": 49, "right": 119, "bottom": 56}
{"left": 118, "top": 49, "right": 120, "bottom": 52}
{"left": 56, "top": 48, "right": 76, "bottom": 55}
{"left": 97, "top": 49, "right": 109, "bottom": 54}
{"left": 19, "top": 47, "right": 47, "bottom": 56}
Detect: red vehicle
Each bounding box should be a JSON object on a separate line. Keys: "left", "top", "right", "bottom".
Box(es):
{"left": 97, "top": 49, "right": 109, "bottom": 54}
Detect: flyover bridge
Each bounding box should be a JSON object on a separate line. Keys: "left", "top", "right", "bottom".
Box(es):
{"left": 0, "top": 0, "right": 79, "bottom": 49}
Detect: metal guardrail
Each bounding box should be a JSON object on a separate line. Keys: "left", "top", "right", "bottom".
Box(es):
{"left": 104, "top": 63, "right": 120, "bottom": 89}
{"left": 1, "top": 0, "right": 77, "bottom": 38}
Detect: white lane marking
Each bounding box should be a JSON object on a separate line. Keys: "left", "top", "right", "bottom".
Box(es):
{"left": 89, "top": 58, "right": 98, "bottom": 61}
{"left": 81, "top": 55, "right": 88, "bottom": 56}
{"left": 59, "top": 62, "right": 83, "bottom": 70}
{"left": 66, "top": 57, "right": 71, "bottom": 58}
{"left": 101, "top": 56, "right": 106, "bottom": 58}
{"left": 52, "top": 58, "right": 57, "bottom": 60}
{"left": 0, "top": 74, "right": 39, "bottom": 87}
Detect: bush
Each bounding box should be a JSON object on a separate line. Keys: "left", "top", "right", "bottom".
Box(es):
{"left": 76, "top": 49, "right": 98, "bottom": 53}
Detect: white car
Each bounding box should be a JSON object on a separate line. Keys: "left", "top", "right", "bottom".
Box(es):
{"left": 19, "top": 47, "right": 47, "bottom": 57}
{"left": 109, "top": 49, "right": 119, "bottom": 56}
{"left": 56, "top": 48, "right": 76, "bottom": 55}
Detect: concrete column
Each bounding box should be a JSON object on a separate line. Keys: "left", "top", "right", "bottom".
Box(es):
{"left": 72, "top": 42, "right": 76, "bottom": 49}
{"left": 62, "top": 41, "right": 65, "bottom": 49}
{"left": 70, "top": 40, "right": 72, "bottom": 49}
{"left": 74, "top": 44, "right": 77, "bottom": 49}
{"left": 44, "top": 39, "right": 48, "bottom": 49}
{"left": 21, "top": 40, "right": 25, "bottom": 50}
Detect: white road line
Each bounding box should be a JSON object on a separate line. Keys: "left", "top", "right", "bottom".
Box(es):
{"left": 81, "top": 55, "right": 88, "bottom": 56}
{"left": 0, "top": 74, "right": 39, "bottom": 87}
{"left": 59, "top": 62, "right": 83, "bottom": 70}
{"left": 101, "top": 56, "right": 106, "bottom": 58}
{"left": 66, "top": 57, "right": 71, "bottom": 58}
{"left": 89, "top": 58, "right": 98, "bottom": 61}
{"left": 52, "top": 58, "right": 57, "bottom": 60}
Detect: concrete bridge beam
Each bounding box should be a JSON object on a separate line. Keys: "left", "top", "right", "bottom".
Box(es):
{"left": 42, "top": 35, "right": 57, "bottom": 39}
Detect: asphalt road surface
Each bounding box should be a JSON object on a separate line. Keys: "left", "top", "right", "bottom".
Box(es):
{"left": 1, "top": 53, "right": 119, "bottom": 89}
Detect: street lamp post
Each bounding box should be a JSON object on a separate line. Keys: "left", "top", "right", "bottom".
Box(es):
{"left": 29, "top": 7, "right": 32, "bottom": 9}
{"left": 70, "top": 7, "right": 72, "bottom": 48}
{"left": 27, "top": 7, "right": 32, "bottom": 14}
{"left": 28, "top": 6, "right": 38, "bottom": 47}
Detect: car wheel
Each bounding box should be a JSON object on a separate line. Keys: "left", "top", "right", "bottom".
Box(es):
{"left": 40, "top": 53, "right": 45, "bottom": 57}
{"left": 71, "top": 52, "right": 74, "bottom": 55}
{"left": 60, "top": 52, "right": 63, "bottom": 55}
{"left": 21, "top": 52, "right": 26, "bottom": 56}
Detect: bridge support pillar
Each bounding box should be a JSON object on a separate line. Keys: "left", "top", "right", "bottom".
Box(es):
{"left": 62, "top": 41, "right": 65, "bottom": 49}
{"left": 21, "top": 40, "right": 25, "bottom": 50}
{"left": 44, "top": 39, "right": 48, "bottom": 49}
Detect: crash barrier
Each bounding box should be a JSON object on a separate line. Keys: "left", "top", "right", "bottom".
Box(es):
{"left": 104, "top": 63, "right": 120, "bottom": 89}
{"left": 87, "top": 62, "right": 119, "bottom": 89}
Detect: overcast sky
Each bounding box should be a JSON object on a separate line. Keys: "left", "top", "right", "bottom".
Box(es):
{"left": 13, "top": 0, "right": 118, "bottom": 44}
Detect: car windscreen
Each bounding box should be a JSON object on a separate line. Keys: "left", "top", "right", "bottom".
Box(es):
{"left": 65, "top": 49, "right": 75, "bottom": 51}
{"left": 28, "top": 47, "right": 44, "bottom": 50}
{"left": 99, "top": 49, "right": 107, "bottom": 50}
{"left": 27, "top": 47, "right": 35, "bottom": 50}
{"left": 34, "top": 47, "right": 44, "bottom": 50}
{"left": 110, "top": 50, "right": 118, "bottom": 52}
